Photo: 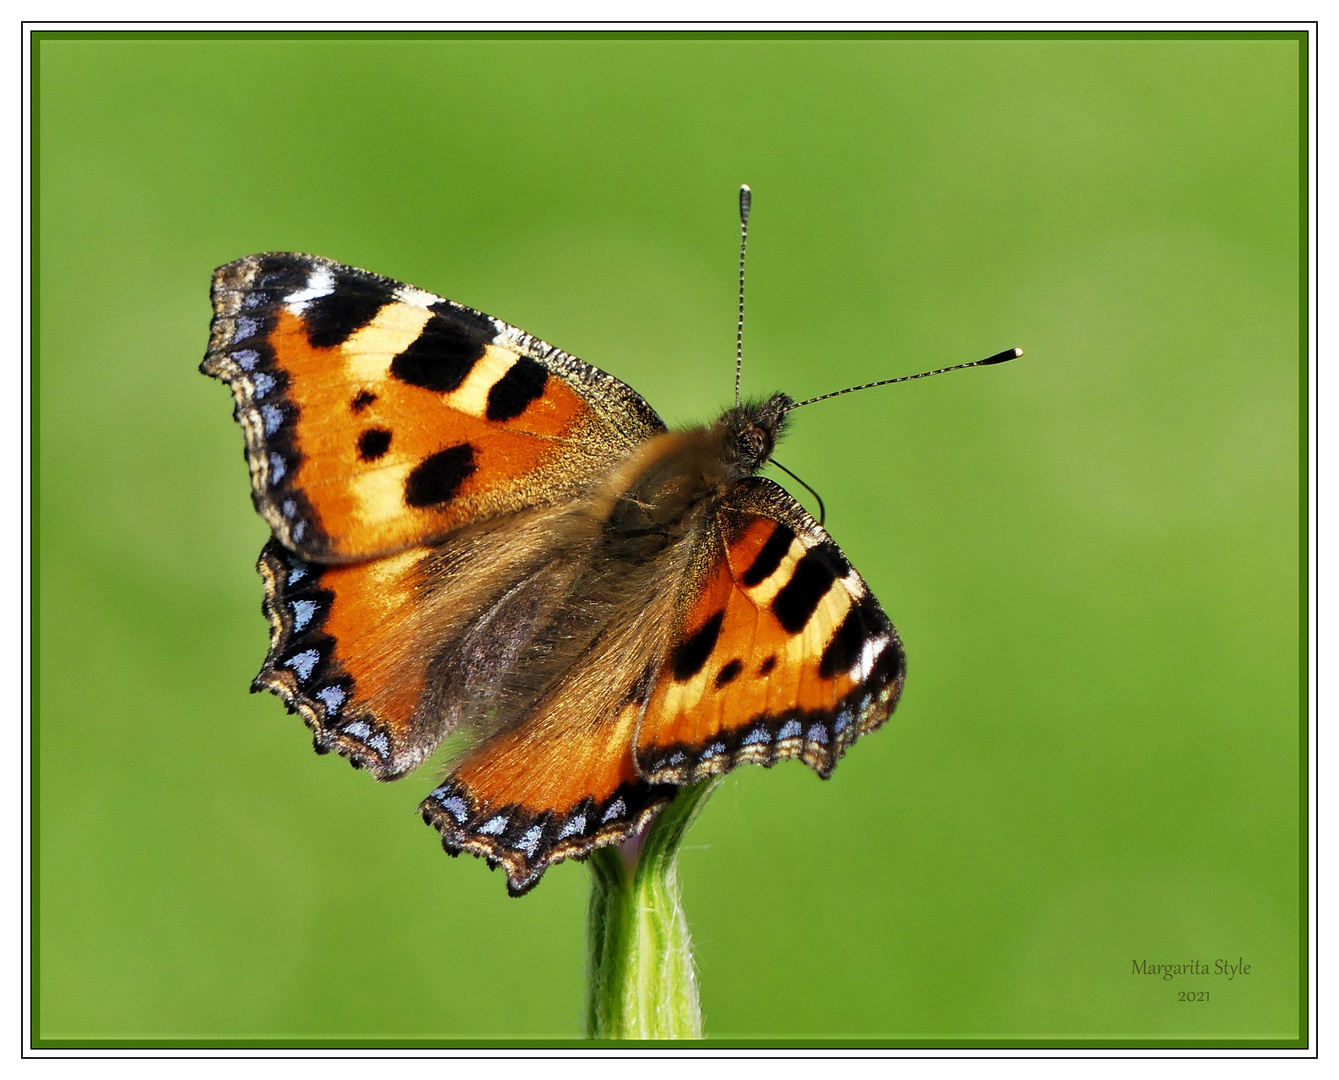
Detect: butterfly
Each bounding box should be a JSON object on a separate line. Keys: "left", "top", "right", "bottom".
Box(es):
{"left": 201, "top": 193, "right": 1017, "bottom": 895}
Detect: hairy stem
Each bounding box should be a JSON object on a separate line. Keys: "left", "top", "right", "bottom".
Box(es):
{"left": 585, "top": 778, "right": 719, "bottom": 1039}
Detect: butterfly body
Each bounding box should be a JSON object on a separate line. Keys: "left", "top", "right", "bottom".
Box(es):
{"left": 204, "top": 252, "right": 905, "bottom": 894}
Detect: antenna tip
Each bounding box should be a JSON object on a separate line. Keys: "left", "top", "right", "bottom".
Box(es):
{"left": 739, "top": 184, "right": 752, "bottom": 224}
{"left": 981, "top": 347, "right": 1023, "bottom": 366}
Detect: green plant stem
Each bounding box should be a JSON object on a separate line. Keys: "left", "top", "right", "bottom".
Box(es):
{"left": 585, "top": 778, "right": 719, "bottom": 1039}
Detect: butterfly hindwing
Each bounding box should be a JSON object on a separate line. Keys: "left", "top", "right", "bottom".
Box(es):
{"left": 635, "top": 477, "right": 906, "bottom": 784}
{"left": 419, "top": 704, "right": 676, "bottom": 897}
{"left": 255, "top": 495, "right": 627, "bottom": 781}
{"left": 255, "top": 538, "right": 442, "bottom": 779}
{"left": 415, "top": 518, "right": 695, "bottom": 895}
{"left": 203, "top": 253, "right": 666, "bottom": 562}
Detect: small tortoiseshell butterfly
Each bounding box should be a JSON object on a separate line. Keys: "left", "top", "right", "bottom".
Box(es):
{"left": 202, "top": 188, "right": 1018, "bottom": 895}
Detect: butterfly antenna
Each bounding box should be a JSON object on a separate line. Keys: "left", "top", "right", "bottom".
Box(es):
{"left": 771, "top": 458, "right": 827, "bottom": 527}
{"left": 785, "top": 347, "right": 1023, "bottom": 411}
{"left": 734, "top": 184, "right": 752, "bottom": 407}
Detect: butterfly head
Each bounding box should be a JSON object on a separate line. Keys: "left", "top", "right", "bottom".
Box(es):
{"left": 720, "top": 392, "right": 794, "bottom": 477}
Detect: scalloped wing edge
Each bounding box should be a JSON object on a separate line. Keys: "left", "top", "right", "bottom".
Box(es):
{"left": 635, "top": 475, "right": 907, "bottom": 785}
{"left": 419, "top": 778, "right": 677, "bottom": 896}
{"left": 635, "top": 642, "right": 905, "bottom": 786}
{"left": 252, "top": 540, "right": 426, "bottom": 781}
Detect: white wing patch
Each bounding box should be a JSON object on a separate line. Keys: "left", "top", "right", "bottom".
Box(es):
{"left": 284, "top": 266, "right": 336, "bottom": 314}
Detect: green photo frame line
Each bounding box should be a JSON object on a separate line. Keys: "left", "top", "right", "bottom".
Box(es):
{"left": 29, "top": 28, "right": 1309, "bottom": 1049}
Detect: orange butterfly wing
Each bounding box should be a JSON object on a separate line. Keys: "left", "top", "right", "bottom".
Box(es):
{"left": 254, "top": 537, "right": 461, "bottom": 780}
{"left": 205, "top": 255, "right": 905, "bottom": 897}
{"left": 420, "top": 691, "right": 676, "bottom": 896}
{"left": 202, "top": 253, "right": 665, "bottom": 562}
{"left": 635, "top": 477, "right": 906, "bottom": 784}
{"left": 417, "top": 522, "right": 689, "bottom": 895}
{"left": 206, "top": 254, "right": 669, "bottom": 785}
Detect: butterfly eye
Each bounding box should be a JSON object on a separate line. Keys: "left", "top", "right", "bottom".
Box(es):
{"left": 738, "top": 426, "right": 769, "bottom": 467}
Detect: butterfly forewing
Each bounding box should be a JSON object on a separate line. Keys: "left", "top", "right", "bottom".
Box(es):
{"left": 202, "top": 253, "right": 666, "bottom": 562}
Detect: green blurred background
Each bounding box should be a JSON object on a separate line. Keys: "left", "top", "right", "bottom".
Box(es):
{"left": 34, "top": 33, "right": 1304, "bottom": 1043}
